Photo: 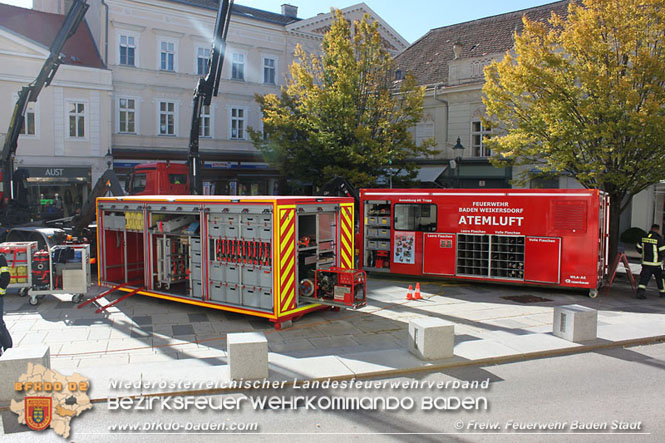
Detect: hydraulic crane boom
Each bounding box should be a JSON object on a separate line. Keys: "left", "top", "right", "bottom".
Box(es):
{"left": 1, "top": 0, "right": 89, "bottom": 208}
{"left": 188, "top": 0, "right": 233, "bottom": 195}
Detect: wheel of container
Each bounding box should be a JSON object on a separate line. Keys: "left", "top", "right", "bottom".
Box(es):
{"left": 19, "top": 288, "right": 29, "bottom": 297}
{"left": 29, "top": 296, "right": 40, "bottom": 306}
{"left": 72, "top": 294, "right": 84, "bottom": 304}
{"left": 588, "top": 289, "right": 599, "bottom": 299}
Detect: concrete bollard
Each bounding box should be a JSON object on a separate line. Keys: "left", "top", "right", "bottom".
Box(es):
{"left": 553, "top": 304, "right": 597, "bottom": 342}
{"left": 0, "top": 345, "right": 50, "bottom": 404}
{"left": 408, "top": 317, "right": 455, "bottom": 360}
{"left": 227, "top": 332, "right": 268, "bottom": 380}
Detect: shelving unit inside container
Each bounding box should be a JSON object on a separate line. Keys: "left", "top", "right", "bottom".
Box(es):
{"left": 363, "top": 200, "right": 392, "bottom": 271}
{"left": 455, "top": 234, "right": 526, "bottom": 280}
{"left": 456, "top": 234, "right": 490, "bottom": 276}
{"left": 490, "top": 235, "right": 525, "bottom": 279}
{"left": 297, "top": 209, "right": 339, "bottom": 299}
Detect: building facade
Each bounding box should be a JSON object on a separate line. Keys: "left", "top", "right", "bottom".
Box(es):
{"left": 394, "top": 0, "right": 661, "bottom": 234}
{"left": 60, "top": 0, "right": 406, "bottom": 195}
{"left": 0, "top": 3, "right": 112, "bottom": 219}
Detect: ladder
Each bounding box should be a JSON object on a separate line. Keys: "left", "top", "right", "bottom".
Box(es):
{"left": 604, "top": 252, "right": 637, "bottom": 296}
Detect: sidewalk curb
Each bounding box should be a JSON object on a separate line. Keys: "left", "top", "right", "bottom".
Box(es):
{"left": 74, "top": 333, "right": 665, "bottom": 405}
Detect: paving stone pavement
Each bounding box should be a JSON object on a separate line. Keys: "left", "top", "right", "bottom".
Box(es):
{"left": 0, "top": 271, "right": 663, "bottom": 378}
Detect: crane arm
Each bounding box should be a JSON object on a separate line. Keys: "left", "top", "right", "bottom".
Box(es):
{"left": 188, "top": 0, "right": 233, "bottom": 195}
{"left": 1, "top": 0, "right": 89, "bottom": 201}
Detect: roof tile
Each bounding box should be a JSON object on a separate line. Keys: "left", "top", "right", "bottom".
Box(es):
{"left": 0, "top": 3, "right": 104, "bottom": 69}
{"left": 394, "top": 1, "right": 570, "bottom": 86}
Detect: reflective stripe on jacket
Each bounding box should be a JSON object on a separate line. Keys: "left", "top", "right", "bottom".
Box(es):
{"left": 636, "top": 231, "right": 665, "bottom": 266}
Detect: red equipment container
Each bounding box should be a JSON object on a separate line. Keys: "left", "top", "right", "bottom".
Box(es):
{"left": 359, "top": 189, "right": 610, "bottom": 297}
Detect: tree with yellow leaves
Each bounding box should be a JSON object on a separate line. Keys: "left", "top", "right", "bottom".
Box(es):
{"left": 250, "top": 9, "right": 434, "bottom": 191}
{"left": 483, "top": 0, "right": 665, "bottom": 261}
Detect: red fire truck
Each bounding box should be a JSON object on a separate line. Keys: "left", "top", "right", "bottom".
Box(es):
{"left": 359, "top": 189, "right": 610, "bottom": 297}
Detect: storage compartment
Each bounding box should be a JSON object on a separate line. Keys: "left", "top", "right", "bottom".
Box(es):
{"left": 260, "top": 226, "right": 272, "bottom": 241}
{"left": 209, "top": 281, "right": 225, "bottom": 302}
{"left": 210, "top": 262, "right": 224, "bottom": 281}
{"left": 242, "top": 224, "right": 258, "bottom": 240}
{"left": 242, "top": 264, "right": 259, "bottom": 286}
{"left": 224, "top": 224, "right": 239, "bottom": 239}
{"left": 259, "top": 266, "right": 272, "bottom": 287}
{"left": 259, "top": 287, "right": 273, "bottom": 310}
{"left": 191, "top": 281, "right": 203, "bottom": 299}
{"left": 98, "top": 195, "right": 355, "bottom": 325}
{"left": 226, "top": 284, "right": 241, "bottom": 304}
{"left": 242, "top": 286, "right": 261, "bottom": 308}
{"left": 490, "top": 235, "right": 525, "bottom": 280}
{"left": 104, "top": 214, "right": 126, "bottom": 230}
{"left": 225, "top": 263, "right": 240, "bottom": 283}
{"left": 456, "top": 234, "right": 490, "bottom": 277}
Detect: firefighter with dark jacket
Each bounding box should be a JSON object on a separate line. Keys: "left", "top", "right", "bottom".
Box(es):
{"left": 635, "top": 224, "right": 665, "bottom": 299}
{"left": 0, "top": 253, "right": 13, "bottom": 353}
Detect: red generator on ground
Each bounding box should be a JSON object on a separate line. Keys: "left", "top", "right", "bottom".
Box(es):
{"left": 359, "top": 189, "right": 610, "bottom": 297}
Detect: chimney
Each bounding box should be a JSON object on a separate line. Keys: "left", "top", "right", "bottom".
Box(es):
{"left": 452, "top": 42, "right": 463, "bottom": 59}
{"left": 281, "top": 4, "right": 298, "bottom": 18}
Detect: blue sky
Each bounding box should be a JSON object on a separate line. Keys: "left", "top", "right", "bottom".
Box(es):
{"left": 0, "top": 0, "right": 557, "bottom": 43}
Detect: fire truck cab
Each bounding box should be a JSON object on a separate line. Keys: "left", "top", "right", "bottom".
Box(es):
{"left": 127, "top": 162, "right": 190, "bottom": 196}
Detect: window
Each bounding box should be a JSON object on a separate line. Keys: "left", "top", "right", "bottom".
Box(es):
{"left": 230, "top": 108, "right": 244, "bottom": 139}
{"left": 159, "top": 101, "right": 176, "bottom": 135}
{"left": 119, "top": 34, "right": 136, "bottom": 66}
{"left": 231, "top": 52, "right": 244, "bottom": 80}
{"left": 471, "top": 120, "right": 492, "bottom": 157}
{"left": 118, "top": 98, "right": 136, "bottom": 133}
{"left": 197, "top": 47, "right": 210, "bottom": 75}
{"left": 530, "top": 175, "right": 559, "bottom": 189}
{"left": 199, "top": 105, "right": 211, "bottom": 137}
{"left": 20, "top": 103, "right": 36, "bottom": 135}
{"left": 130, "top": 173, "right": 146, "bottom": 193}
{"left": 68, "top": 102, "right": 85, "bottom": 138}
{"left": 394, "top": 204, "right": 437, "bottom": 232}
{"left": 169, "top": 174, "right": 187, "bottom": 185}
{"left": 263, "top": 57, "right": 276, "bottom": 84}
{"left": 160, "top": 40, "right": 175, "bottom": 71}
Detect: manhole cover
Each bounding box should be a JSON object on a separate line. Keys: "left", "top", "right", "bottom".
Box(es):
{"left": 501, "top": 295, "right": 552, "bottom": 304}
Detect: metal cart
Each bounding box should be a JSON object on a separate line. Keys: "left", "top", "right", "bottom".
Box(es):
{"left": 0, "top": 241, "right": 90, "bottom": 305}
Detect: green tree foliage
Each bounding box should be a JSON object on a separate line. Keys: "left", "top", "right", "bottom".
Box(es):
{"left": 482, "top": 0, "right": 665, "bottom": 259}
{"left": 250, "top": 9, "right": 434, "bottom": 190}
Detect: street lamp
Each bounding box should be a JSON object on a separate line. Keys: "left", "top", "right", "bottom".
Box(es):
{"left": 453, "top": 137, "right": 464, "bottom": 188}
{"left": 105, "top": 148, "right": 113, "bottom": 170}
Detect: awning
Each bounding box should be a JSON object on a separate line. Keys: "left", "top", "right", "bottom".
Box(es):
{"left": 415, "top": 165, "right": 447, "bottom": 183}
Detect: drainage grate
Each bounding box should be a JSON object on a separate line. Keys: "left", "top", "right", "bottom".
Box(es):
{"left": 501, "top": 295, "right": 552, "bottom": 304}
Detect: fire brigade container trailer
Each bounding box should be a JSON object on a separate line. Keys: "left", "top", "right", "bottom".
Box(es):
{"left": 95, "top": 195, "right": 363, "bottom": 328}
{"left": 359, "top": 189, "right": 610, "bottom": 297}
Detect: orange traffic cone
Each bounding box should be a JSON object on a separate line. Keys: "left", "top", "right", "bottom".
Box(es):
{"left": 414, "top": 282, "right": 422, "bottom": 300}
{"left": 405, "top": 285, "right": 414, "bottom": 300}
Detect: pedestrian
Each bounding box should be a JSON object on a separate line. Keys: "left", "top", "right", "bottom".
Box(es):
{"left": 635, "top": 224, "right": 665, "bottom": 299}
{"left": 0, "top": 253, "right": 13, "bottom": 354}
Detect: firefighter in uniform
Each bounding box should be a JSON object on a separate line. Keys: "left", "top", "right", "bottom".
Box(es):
{"left": 0, "top": 253, "right": 13, "bottom": 354}
{"left": 635, "top": 224, "right": 665, "bottom": 299}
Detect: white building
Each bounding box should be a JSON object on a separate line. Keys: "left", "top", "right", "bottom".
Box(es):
{"left": 0, "top": 3, "right": 112, "bottom": 218}
{"left": 34, "top": 0, "right": 407, "bottom": 195}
